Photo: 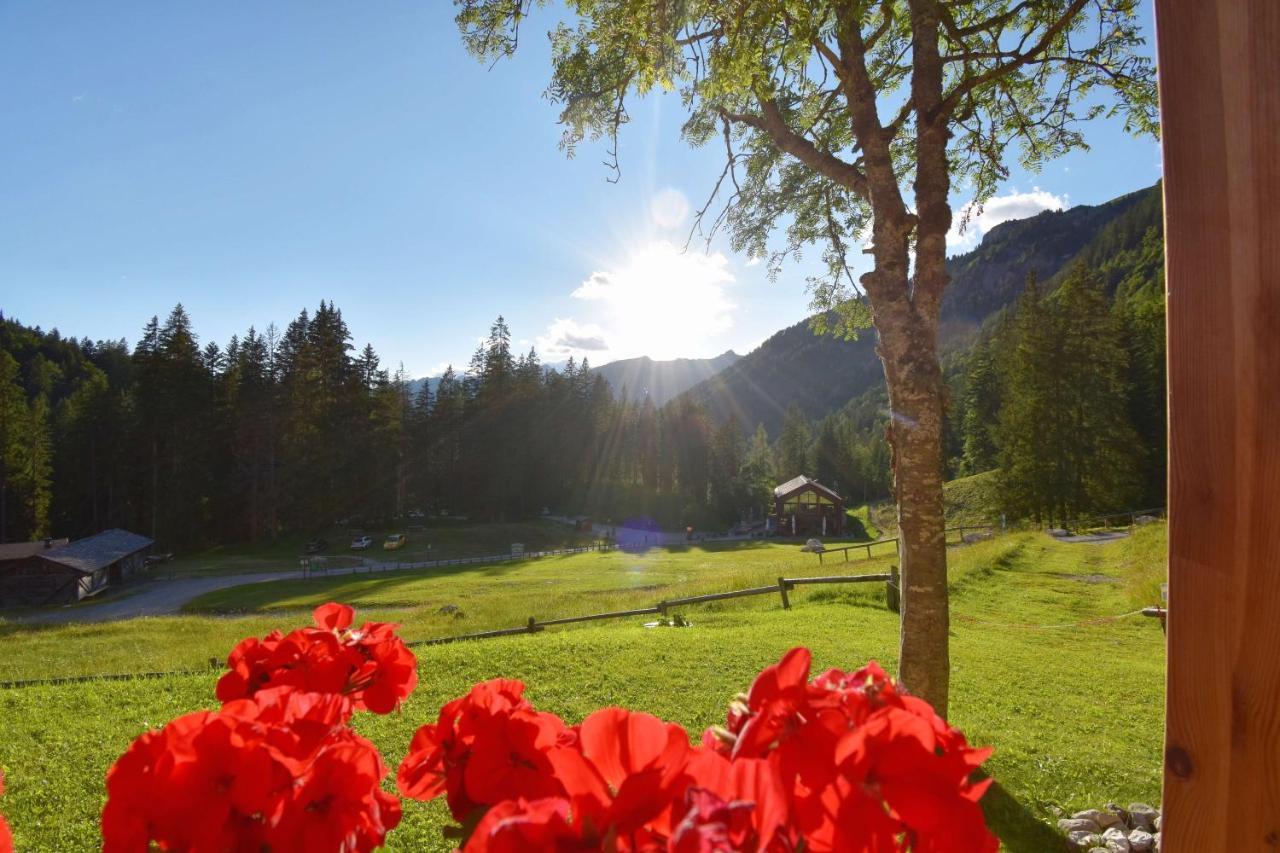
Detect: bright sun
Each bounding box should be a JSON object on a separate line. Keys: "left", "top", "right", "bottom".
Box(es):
{"left": 571, "top": 240, "right": 736, "bottom": 362}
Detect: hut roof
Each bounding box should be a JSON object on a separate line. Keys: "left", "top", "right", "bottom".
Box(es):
{"left": 37, "top": 529, "right": 153, "bottom": 574}
{"left": 0, "top": 538, "right": 70, "bottom": 562}
{"left": 773, "top": 476, "right": 842, "bottom": 502}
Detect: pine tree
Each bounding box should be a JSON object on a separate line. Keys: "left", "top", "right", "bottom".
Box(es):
{"left": 0, "top": 351, "right": 28, "bottom": 541}
{"left": 998, "top": 266, "right": 1143, "bottom": 523}
{"left": 998, "top": 277, "right": 1061, "bottom": 523}
{"left": 959, "top": 339, "right": 1001, "bottom": 475}
{"left": 776, "top": 403, "right": 812, "bottom": 480}
{"left": 813, "top": 415, "right": 844, "bottom": 489}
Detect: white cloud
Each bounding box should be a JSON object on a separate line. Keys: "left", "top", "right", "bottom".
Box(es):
{"left": 948, "top": 188, "right": 1068, "bottom": 252}
{"left": 744, "top": 256, "right": 763, "bottom": 268}
{"left": 535, "top": 318, "right": 611, "bottom": 360}
{"left": 650, "top": 188, "right": 691, "bottom": 230}
{"left": 423, "top": 360, "right": 457, "bottom": 378}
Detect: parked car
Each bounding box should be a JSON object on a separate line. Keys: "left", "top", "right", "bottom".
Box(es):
{"left": 350, "top": 535, "right": 373, "bottom": 551}
{"left": 383, "top": 533, "right": 406, "bottom": 551}
{"left": 305, "top": 538, "right": 328, "bottom": 554}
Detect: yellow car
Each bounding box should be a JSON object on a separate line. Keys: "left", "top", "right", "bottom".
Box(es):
{"left": 383, "top": 533, "right": 407, "bottom": 551}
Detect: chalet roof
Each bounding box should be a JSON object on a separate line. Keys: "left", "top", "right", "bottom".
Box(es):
{"left": 0, "top": 538, "right": 69, "bottom": 562}
{"left": 37, "top": 529, "right": 153, "bottom": 574}
{"left": 773, "top": 475, "right": 842, "bottom": 502}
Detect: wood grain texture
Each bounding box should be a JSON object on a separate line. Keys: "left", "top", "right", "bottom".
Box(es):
{"left": 1156, "top": 0, "right": 1280, "bottom": 849}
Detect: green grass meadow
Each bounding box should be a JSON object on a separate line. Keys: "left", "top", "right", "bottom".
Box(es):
{"left": 0, "top": 524, "right": 1169, "bottom": 851}
{"left": 150, "top": 519, "right": 599, "bottom": 578}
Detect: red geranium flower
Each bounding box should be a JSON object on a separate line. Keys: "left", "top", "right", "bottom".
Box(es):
{"left": 216, "top": 602, "right": 418, "bottom": 714}
{"left": 544, "top": 706, "right": 693, "bottom": 841}
{"left": 704, "top": 648, "right": 996, "bottom": 853}
{"left": 463, "top": 797, "right": 595, "bottom": 852}
{"left": 267, "top": 734, "right": 402, "bottom": 853}
{"left": 399, "top": 647, "right": 996, "bottom": 853}
{"left": 398, "top": 678, "right": 569, "bottom": 821}
{"left": 102, "top": 687, "right": 400, "bottom": 853}
{"left": 0, "top": 770, "right": 14, "bottom": 853}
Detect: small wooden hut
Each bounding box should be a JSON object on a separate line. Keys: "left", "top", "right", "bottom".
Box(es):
{"left": 0, "top": 528, "right": 153, "bottom": 607}
{"left": 773, "top": 476, "right": 844, "bottom": 537}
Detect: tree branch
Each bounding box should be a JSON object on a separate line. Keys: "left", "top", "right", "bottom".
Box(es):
{"left": 719, "top": 101, "right": 870, "bottom": 198}
{"left": 939, "top": 0, "right": 1091, "bottom": 117}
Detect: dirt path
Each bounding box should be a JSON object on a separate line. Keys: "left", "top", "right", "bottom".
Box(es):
{"left": 7, "top": 571, "right": 310, "bottom": 625}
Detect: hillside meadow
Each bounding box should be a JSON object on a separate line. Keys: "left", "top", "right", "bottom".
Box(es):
{"left": 0, "top": 526, "right": 1169, "bottom": 851}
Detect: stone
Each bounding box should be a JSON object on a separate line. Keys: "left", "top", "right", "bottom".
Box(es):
{"left": 1128, "top": 829, "right": 1155, "bottom": 852}
{"left": 1089, "top": 848, "right": 1110, "bottom": 853}
{"left": 1102, "top": 827, "right": 1131, "bottom": 852}
{"left": 1072, "top": 809, "right": 1104, "bottom": 824}
{"left": 1097, "top": 810, "right": 1126, "bottom": 831}
{"left": 1153, "top": 831, "right": 1160, "bottom": 852}
{"left": 1068, "top": 831, "right": 1102, "bottom": 850}
{"left": 1127, "top": 804, "right": 1158, "bottom": 833}
{"left": 801, "top": 538, "right": 825, "bottom": 553}
{"left": 1153, "top": 814, "right": 1161, "bottom": 833}
{"left": 1059, "top": 818, "right": 1103, "bottom": 835}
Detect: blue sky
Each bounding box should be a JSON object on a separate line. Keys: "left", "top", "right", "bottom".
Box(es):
{"left": 0, "top": 2, "right": 1161, "bottom": 378}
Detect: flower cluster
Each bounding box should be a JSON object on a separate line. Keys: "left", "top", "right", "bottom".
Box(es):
{"left": 0, "top": 769, "right": 13, "bottom": 853}
{"left": 103, "top": 687, "right": 399, "bottom": 852}
{"left": 216, "top": 602, "right": 418, "bottom": 714}
{"left": 101, "top": 603, "right": 416, "bottom": 853}
{"left": 397, "top": 647, "right": 996, "bottom": 852}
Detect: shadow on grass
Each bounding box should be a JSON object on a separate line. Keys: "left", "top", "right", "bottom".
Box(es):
{"left": 980, "top": 776, "right": 1068, "bottom": 853}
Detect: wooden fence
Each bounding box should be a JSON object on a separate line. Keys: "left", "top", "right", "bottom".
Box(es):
{"left": 812, "top": 525, "right": 995, "bottom": 565}
{"left": 403, "top": 570, "right": 896, "bottom": 649}
{"left": 0, "top": 569, "right": 897, "bottom": 688}
{"left": 1066, "top": 506, "right": 1165, "bottom": 533}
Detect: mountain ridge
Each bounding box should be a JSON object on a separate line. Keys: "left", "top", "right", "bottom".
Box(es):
{"left": 680, "top": 181, "right": 1163, "bottom": 436}
{"left": 408, "top": 350, "right": 742, "bottom": 405}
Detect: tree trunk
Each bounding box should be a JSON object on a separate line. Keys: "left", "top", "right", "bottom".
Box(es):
{"left": 878, "top": 312, "right": 951, "bottom": 717}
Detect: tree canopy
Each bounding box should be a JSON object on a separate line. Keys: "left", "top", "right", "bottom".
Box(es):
{"left": 458, "top": 0, "right": 1157, "bottom": 333}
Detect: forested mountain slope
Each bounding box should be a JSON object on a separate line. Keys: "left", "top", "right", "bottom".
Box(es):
{"left": 683, "top": 182, "right": 1162, "bottom": 436}
{"left": 591, "top": 351, "right": 740, "bottom": 406}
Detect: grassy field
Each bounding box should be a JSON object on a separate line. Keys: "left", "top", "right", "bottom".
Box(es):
{"left": 0, "top": 525, "right": 1168, "bottom": 852}
{"left": 943, "top": 469, "right": 1003, "bottom": 526}
{"left": 150, "top": 519, "right": 599, "bottom": 577}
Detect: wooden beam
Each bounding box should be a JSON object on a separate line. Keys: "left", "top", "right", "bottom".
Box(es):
{"left": 1156, "top": 0, "right": 1280, "bottom": 848}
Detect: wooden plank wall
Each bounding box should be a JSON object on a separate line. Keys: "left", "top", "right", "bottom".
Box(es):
{"left": 1155, "top": 0, "right": 1280, "bottom": 848}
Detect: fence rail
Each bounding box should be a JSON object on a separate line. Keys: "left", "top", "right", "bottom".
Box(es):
{"left": 812, "top": 525, "right": 994, "bottom": 565}
{"left": 1066, "top": 506, "right": 1166, "bottom": 532}
{"left": 400, "top": 570, "right": 894, "bottom": 649}
{"left": 0, "top": 570, "right": 896, "bottom": 688}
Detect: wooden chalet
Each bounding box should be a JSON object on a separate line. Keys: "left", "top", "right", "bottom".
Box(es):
{"left": 773, "top": 475, "right": 844, "bottom": 537}
{"left": 0, "top": 528, "right": 153, "bottom": 607}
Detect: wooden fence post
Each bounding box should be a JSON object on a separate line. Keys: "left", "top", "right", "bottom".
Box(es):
{"left": 885, "top": 566, "right": 900, "bottom": 614}
{"left": 1156, "top": 0, "right": 1280, "bottom": 847}
{"left": 777, "top": 577, "right": 791, "bottom": 610}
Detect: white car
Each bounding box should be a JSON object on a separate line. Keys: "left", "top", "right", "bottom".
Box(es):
{"left": 350, "top": 535, "right": 373, "bottom": 551}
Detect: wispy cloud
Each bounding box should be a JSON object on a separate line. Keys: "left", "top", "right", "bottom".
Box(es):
{"left": 948, "top": 188, "right": 1068, "bottom": 252}
{"left": 535, "top": 317, "right": 611, "bottom": 359}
